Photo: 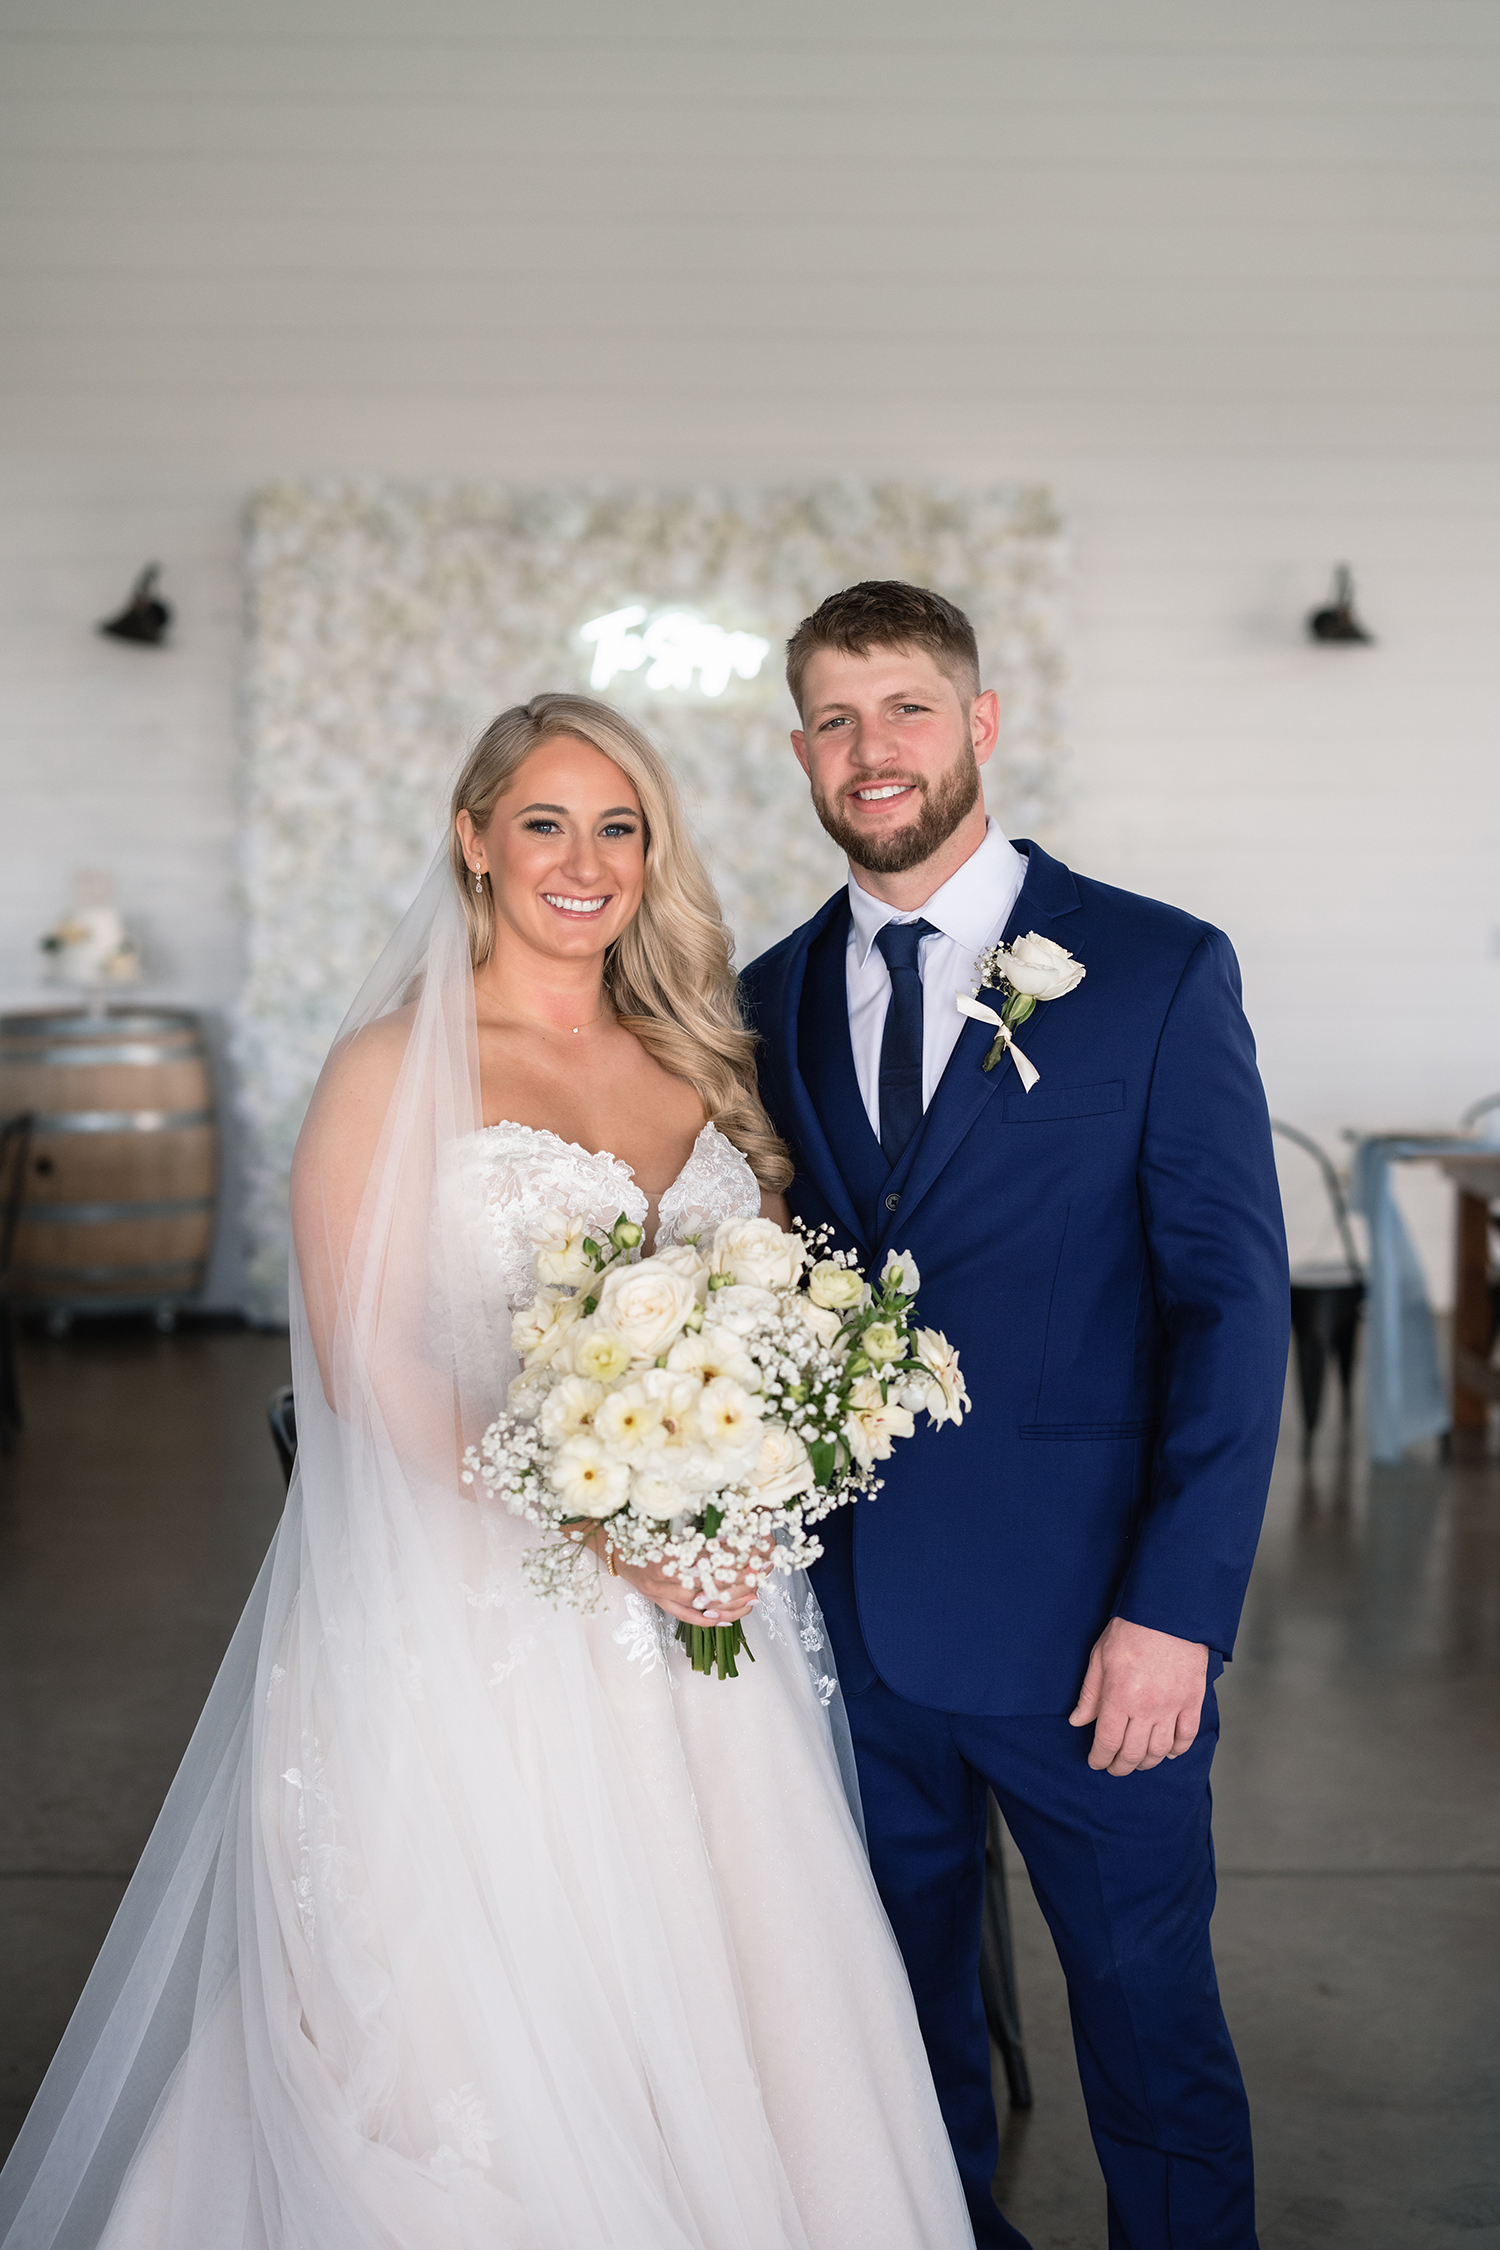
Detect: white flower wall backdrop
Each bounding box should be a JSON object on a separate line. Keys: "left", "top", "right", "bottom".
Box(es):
{"left": 235, "top": 480, "right": 1067, "bottom": 1319}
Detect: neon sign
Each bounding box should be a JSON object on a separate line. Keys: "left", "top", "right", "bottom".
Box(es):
{"left": 580, "top": 606, "right": 771, "bottom": 698}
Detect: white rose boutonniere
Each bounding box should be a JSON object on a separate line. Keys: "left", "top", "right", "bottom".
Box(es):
{"left": 955, "top": 930, "right": 1086, "bottom": 1090}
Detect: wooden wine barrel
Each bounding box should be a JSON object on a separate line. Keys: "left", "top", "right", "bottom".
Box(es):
{"left": 0, "top": 1008, "right": 218, "bottom": 1319}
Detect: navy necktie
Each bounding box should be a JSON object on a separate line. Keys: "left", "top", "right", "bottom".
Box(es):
{"left": 874, "top": 919, "right": 936, "bottom": 1164}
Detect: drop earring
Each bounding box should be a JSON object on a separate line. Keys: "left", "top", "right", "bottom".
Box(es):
{"left": 473, "top": 867, "right": 484, "bottom": 893}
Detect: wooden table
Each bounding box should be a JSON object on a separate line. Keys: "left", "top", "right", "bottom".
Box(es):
{"left": 1440, "top": 1152, "right": 1500, "bottom": 1447}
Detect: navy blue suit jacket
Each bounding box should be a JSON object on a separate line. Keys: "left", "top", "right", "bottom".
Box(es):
{"left": 740, "top": 841, "right": 1290, "bottom": 1717}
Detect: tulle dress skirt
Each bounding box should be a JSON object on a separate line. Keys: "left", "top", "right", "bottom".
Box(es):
{"left": 10, "top": 1471, "right": 970, "bottom": 2250}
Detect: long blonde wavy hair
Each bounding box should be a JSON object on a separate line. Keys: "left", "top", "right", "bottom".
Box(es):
{"left": 450, "top": 694, "right": 792, "bottom": 1194}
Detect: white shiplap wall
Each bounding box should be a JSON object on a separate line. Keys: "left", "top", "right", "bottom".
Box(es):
{"left": 1, "top": 0, "right": 1496, "bottom": 1311}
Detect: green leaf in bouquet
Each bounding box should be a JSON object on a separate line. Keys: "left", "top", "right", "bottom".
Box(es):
{"left": 809, "top": 1438, "right": 837, "bottom": 1488}
{"left": 702, "top": 1501, "right": 725, "bottom": 1538}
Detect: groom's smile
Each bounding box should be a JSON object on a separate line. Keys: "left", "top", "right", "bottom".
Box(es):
{"left": 851, "top": 780, "right": 918, "bottom": 806}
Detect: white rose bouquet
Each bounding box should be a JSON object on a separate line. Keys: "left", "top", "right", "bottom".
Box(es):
{"left": 463, "top": 1213, "right": 969, "bottom": 1680}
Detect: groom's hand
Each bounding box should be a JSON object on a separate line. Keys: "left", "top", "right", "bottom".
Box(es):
{"left": 1068, "top": 1617, "right": 1209, "bottom": 1776}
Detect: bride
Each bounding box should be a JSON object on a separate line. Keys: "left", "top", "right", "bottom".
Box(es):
{"left": 0, "top": 695, "right": 973, "bottom": 2250}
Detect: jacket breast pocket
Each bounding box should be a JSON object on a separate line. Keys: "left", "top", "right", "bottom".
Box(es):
{"left": 1001, "top": 1079, "right": 1125, "bottom": 1124}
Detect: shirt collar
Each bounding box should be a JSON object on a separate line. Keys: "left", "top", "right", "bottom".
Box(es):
{"left": 846, "top": 818, "right": 1028, "bottom": 968}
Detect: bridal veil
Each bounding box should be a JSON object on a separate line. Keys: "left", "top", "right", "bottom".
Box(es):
{"left": 0, "top": 855, "right": 895, "bottom": 2250}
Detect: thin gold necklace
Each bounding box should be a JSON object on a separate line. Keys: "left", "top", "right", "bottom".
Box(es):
{"left": 490, "top": 1002, "right": 611, "bottom": 1038}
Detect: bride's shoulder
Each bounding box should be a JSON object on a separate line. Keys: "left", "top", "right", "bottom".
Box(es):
{"left": 303, "top": 1005, "right": 419, "bottom": 1143}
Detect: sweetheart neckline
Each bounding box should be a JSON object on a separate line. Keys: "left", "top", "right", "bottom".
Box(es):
{"left": 469, "top": 1116, "right": 724, "bottom": 1197}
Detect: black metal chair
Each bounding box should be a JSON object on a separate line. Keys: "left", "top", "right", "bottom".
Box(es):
{"left": 268, "top": 1385, "right": 297, "bottom": 1487}
{"left": 262, "top": 1379, "right": 1034, "bottom": 2104}
{"left": 1272, "top": 1121, "right": 1366, "bottom": 1459}
{"left": 0, "top": 1112, "right": 33, "bottom": 1455}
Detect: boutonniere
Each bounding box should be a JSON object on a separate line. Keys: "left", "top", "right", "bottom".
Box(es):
{"left": 954, "top": 933, "right": 1086, "bottom": 1090}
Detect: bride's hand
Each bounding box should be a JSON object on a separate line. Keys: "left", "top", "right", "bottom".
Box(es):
{"left": 609, "top": 1540, "right": 774, "bottom": 1628}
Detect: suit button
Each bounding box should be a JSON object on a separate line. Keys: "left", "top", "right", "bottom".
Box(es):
{"left": 884, "top": 1192, "right": 901, "bottom": 1211}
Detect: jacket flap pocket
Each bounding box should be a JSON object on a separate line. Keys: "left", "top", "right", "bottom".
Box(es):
{"left": 1002, "top": 1080, "right": 1125, "bottom": 1124}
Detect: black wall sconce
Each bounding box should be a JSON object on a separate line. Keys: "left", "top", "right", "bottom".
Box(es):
{"left": 1307, "top": 564, "right": 1374, "bottom": 645}
{"left": 100, "top": 564, "right": 172, "bottom": 647}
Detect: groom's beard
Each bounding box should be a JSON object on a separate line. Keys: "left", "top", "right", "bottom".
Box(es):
{"left": 811, "top": 738, "right": 982, "bottom": 877}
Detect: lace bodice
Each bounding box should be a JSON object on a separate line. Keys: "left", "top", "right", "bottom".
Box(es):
{"left": 454, "top": 1119, "right": 761, "bottom": 1318}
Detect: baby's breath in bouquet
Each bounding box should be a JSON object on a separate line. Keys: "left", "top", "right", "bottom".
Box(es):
{"left": 463, "top": 1213, "right": 969, "bottom": 1680}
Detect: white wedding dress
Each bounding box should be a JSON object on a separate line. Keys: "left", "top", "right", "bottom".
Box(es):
{"left": 17, "top": 1117, "right": 972, "bottom": 2250}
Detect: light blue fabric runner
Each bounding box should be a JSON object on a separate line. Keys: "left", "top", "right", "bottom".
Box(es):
{"left": 1353, "top": 1137, "right": 1452, "bottom": 1464}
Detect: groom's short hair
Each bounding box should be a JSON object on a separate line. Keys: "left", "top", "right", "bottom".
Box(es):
{"left": 785, "top": 581, "right": 980, "bottom": 715}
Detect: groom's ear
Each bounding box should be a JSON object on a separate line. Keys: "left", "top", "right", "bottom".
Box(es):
{"left": 790, "top": 725, "right": 811, "bottom": 777}
{"left": 969, "top": 689, "right": 1001, "bottom": 769}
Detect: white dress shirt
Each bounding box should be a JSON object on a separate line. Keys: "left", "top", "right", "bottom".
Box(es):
{"left": 845, "top": 818, "right": 1028, "bottom": 1143}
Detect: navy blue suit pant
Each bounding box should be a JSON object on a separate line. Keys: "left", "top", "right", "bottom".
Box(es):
{"left": 842, "top": 1676, "right": 1257, "bottom": 2250}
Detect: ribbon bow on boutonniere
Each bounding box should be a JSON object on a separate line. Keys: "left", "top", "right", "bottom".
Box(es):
{"left": 955, "top": 933, "right": 1086, "bottom": 1091}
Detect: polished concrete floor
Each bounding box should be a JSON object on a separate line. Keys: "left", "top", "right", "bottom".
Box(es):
{"left": 1, "top": 1321, "right": 1497, "bottom": 2246}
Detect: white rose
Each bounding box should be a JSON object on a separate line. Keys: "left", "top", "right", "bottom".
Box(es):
{"left": 593, "top": 1380, "right": 665, "bottom": 1455}
{"left": 539, "top": 1375, "right": 605, "bottom": 1445}
{"left": 910, "top": 1327, "right": 971, "bottom": 1429}
{"left": 750, "top": 1421, "right": 817, "bottom": 1507}
{"left": 631, "top": 1468, "right": 691, "bottom": 1522}
{"left": 566, "top": 1325, "right": 633, "bottom": 1384}
{"left": 649, "top": 1243, "right": 711, "bottom": 1301}
{"left": 880, "top": 1247, "right": 921, "bottom": 1298}
{"left": 807, "top": 1260, "right": 867, "bottom": 1311}
{"left": 843, "top": 1375, "right": 917, "bottom": 1469}
{"left": 861, "top": 1319, "right": 905, "bottom": 1366}
{"left": 529, "top": 1209, "right": 599, "bottom": 1289}
{"left": 701, "top": 1283, "right": 777, "bottom": 1337}
{"left": 666, "top": 1323, "right": 761, "bottom": 1391}
{"left": 594, "top": 1263, "right": 698, "bottom": 1361}
{"left": 510, "top": 1286, "right": 583, "bottom": 1370}
{"left": 697, "top": 1375, "right": 764, "bottom": 1459}
{"left": 795, "top": 1297, "right": 848, "bottom": 1352}
{"left": 548, "top": 1434, "right": 631, "bottom": 1518}
{"left": 709, "top": 1216, "right": 807, "bottom": 1292}
{"left": 993, "top": 931, "right": 1085, "bottom": 1001}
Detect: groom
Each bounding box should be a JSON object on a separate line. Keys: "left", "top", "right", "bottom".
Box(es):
{"left": 741, "top": 581, "right": 1289, "bottom": 2250}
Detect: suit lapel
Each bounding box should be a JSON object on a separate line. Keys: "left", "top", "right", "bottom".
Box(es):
{"left": 774, "top": 894, "right": 867, "bottom": 1246}
{"left": 874, "top": 839, "right": 1084, "bottom": 1245}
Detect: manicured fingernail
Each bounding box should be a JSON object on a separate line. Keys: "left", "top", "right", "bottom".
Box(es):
{"left": 692, "top": 1595, "right": 710, "bottom": 1610}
